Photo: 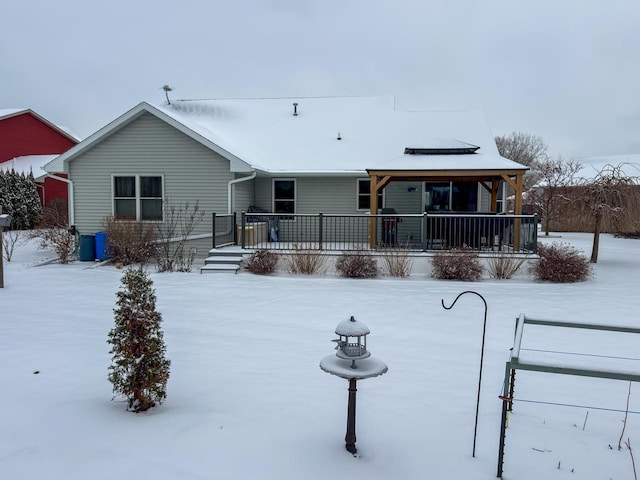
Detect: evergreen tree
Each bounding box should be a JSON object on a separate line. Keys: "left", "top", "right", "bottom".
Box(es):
{"left": 24, "top": 172, "right": 42, "bottom": 228}
{"left": 0, "top": 169, "right": 41, "bottom": 229}
{"left": 0, "top": 171, "right": 7, "bottom": 213}
{"left": 108, "top": 268, "right": 170, "bottom": 412}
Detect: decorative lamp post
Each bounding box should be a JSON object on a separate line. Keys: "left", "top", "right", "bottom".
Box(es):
{"left": 320, "top": 315, "right": 388, "bottom": 454}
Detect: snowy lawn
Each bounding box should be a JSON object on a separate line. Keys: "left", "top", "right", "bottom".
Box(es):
{"left": 1, "top": 232, "right": 638, "bottom": 479}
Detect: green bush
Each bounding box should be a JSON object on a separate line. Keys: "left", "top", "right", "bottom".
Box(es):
{"left": 532, "top": 242, "right": 592, "bottom": 282}
{"left": 431, "top": 247, "right": 483, "bottom": 281}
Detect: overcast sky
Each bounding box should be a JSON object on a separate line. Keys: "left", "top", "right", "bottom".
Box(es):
{"left": 3, "top": 0, "right": 640, "bottom": 160}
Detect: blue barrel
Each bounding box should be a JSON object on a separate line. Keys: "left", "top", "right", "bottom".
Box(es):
{"left": 79, "top": 235, "right": 95, "bottom": 261}
{"left": 95, "top": 231, "right": 109, "bottom": 261}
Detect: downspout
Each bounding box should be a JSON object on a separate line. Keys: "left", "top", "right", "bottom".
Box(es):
{"left": 227, "top": 172, "right": 257, "bottom": 214}
{"left": 36, "top": 183, "right": 45, "bottom": 205}
{"left": 45, "top": 174, "right": 75, "bottom": 226}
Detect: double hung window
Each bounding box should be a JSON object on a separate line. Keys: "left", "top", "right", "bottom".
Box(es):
{"left": 273, "top": 179, "right": 296, "bottom": 215}
{"left": 113, "top": 175, "right": 163, "bottom": 221}
{"left": 357, "top": 179, "right": 384, "bottom": 211}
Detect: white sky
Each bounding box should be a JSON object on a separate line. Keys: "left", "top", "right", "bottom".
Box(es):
{"left": 3, "top": 0, "right": 640, "bottom": 159}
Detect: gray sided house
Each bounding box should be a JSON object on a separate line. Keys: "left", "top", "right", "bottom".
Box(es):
{"left": 45, "top": 96, "right": 530, "bottom": 258}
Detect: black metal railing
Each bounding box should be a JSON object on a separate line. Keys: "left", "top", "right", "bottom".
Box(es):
{"left": 231, "top": 212, "right": 538, "bottom": 253}
{"left": 212, "top": 213, "right": 236, "bottom": 249}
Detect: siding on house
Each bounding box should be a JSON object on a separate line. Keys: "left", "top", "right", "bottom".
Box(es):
{"left": 232, "top": 176, "right": 255, "bottom": 215}
{"left": 70, "top": 112, "right": 234, "bottom": 257}
{"left": 252, "top": 176, "right": 369, "bottom": 215}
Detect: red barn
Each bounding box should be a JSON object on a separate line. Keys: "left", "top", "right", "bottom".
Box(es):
{"left": 0, "top": 108, "right": 79, "bottom": 206}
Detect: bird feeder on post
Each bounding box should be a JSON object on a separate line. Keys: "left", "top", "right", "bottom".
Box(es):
{"left": 320, "top": 315, "right": 388, "bottom": 455}
{"left": 0, "top": 211, "right": 13, "bottom": 288}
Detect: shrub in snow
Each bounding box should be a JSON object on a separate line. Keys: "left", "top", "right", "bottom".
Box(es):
{"left": 335, "top": 248, "right": 378, "bottom": 278}
{"left": 431, "top": 247, "right": 483, "bottom": 281}
{"left": 1, "top": 229, "right": 21, "bottom": 262}
{"left": 486, "top": 251, "right": 529, "bottom": 280}
{"left": 245, "top": 249, "right": 279, "bottom": 274}
{"left": 26, "top": 199, "right": 76, "bottom": 263}
{"left": 108, "top": 268, "right": 170, "bottom": 412}
{"left": 283, "top": 243, "right": 327, "bottom": 275}
{"left": 532, "top": 242, "right": 592, "bottom": 283}
{"left": 380, "top": 245, "right": 413, "bottom": 278}
{"left": 104, "top": 216, "right": 156, "bottom": 267}
{"left": 28, "top": 227, "right": 76, "bottom": 264}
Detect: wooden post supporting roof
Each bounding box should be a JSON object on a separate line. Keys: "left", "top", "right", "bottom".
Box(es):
{"left": 368, "top": 174, "right": 379, "bottom": 248}
{"left": 500, "top": 173, "right": 525, "bottom": 250}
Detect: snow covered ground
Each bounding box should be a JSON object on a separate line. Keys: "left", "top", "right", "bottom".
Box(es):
{"left": 1, "top": 232, "right": 638, "bottom": 479}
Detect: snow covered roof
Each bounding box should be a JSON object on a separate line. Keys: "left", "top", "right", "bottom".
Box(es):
{"left": 159, "top": 96, "right": 526, "bottom": 174}
{"left": 335, "top": 316, "right": 370, "bottom": 336}
{"left": 0, "top": 155, "right": 59, "bottom": 181}
{"left": 48, "top": 96, "right": 528, "bottom": 175}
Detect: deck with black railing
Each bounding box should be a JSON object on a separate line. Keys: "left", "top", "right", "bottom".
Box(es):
{"left": 212, "top": 212, "right": 538, "bottom": 253}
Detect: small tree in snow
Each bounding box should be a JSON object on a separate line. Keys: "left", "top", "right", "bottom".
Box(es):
{"left": 155, "top": 199, "right": 204, "bottom": 272}
{"left": 108, "top": 267, "right": 170, "bottom": 412}
{"left": 574, "top": 163, "right": 639, "bottom": 263}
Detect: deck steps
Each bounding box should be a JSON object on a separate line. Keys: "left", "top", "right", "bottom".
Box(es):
{"left": 200, "top": 250, "right": 246, "bottom": 274}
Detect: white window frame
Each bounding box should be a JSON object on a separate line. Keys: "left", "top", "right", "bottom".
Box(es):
{"left": 356, "top": 178, "right": 384, "bottom": 212}
{"left": 111, "top": 174, "right": 164, "bottom": 222}
{"left": 272, "top": 178, "right": 296, "bottom": 216}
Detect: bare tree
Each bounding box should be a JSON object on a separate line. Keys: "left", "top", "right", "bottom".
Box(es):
{"left": 2, "top": 229, "right": 22, "bottom": 262}
{"left": 529, "top": 156, "right": 583, "bottom": 236}
{"left": 573, "top": 163, "right": 640, "bottom": 263}
{"left": 495, "top": 132, "right": 549, "bottom": 190}
{"left": 155, "top": 199, "right": 205, "bottom": 272}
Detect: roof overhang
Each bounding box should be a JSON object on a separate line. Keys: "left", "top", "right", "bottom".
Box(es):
{"left": 366, "top": 168, "right": 527, "bottom": 179}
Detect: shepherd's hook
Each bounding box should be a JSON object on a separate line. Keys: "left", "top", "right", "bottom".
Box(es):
{"left": 442, "top": 291, "right": 488, "bottom": 458}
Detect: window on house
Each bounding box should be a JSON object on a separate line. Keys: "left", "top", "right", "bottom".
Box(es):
{"left": 424, "top": 181, "right": 479, "bottom": 212}
{"left": 273, "top": 179, "right": 295, "bottom": 214}
{"left": 424, "top": 183, "right": 451, "bottom": 211}
{"left": 357, "top": 179, "right": 384, "bottom": 211}
{"left": 113, "top": 175, "right": 163, "bottom": 221}
{"left": 451, "top": 182, "right": 478, "bottom": 212}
